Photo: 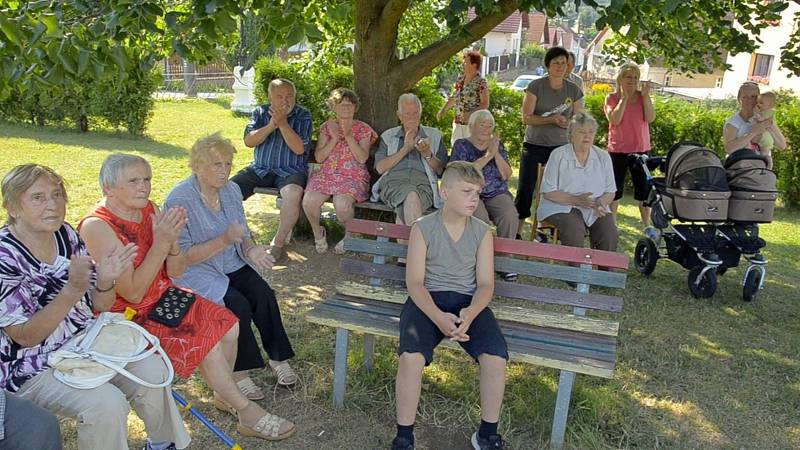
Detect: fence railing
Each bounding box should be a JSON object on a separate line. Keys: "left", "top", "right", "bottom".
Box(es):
{"left": 160, "top": 58, "right": 234, "bottom": 92}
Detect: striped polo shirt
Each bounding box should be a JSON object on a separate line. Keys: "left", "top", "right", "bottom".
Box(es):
{"left": 244, "top": 103, "right": 314, "bottom": 177}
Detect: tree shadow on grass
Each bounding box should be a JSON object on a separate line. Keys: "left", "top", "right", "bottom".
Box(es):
{"left": 0, "top": 121, "right": 188, "bottom": 159}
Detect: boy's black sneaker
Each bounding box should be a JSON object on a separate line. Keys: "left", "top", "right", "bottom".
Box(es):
{"left": 471, "top": 432, "right": 506, "bottom": 449}
{"left": 391, "top": 436, "right": 415, "bottom": 450}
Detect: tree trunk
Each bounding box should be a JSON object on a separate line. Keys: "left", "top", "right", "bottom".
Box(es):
{"left": 353, "top": 0, "right": 523, "bottom": 134}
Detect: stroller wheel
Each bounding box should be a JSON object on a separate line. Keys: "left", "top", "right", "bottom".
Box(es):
{"left": 634, "top": 238, "right": 658, "bottom": 275}
{"left": 688, "top": 266, "right": 717, "bottom": 299}
{"left": 742, "top": 269, "right": 762, "bottom": 302}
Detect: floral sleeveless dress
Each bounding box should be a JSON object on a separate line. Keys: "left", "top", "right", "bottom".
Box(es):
{"left": 82, "top": 202, "right": 237, "bottom": 377}
{"left": 306, "top": 120, "right": 378, "bottom": 202}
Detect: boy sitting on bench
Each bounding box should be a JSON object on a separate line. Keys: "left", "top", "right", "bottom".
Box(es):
{"left": 392, "top": 161, "right": 509, "bottom": 450}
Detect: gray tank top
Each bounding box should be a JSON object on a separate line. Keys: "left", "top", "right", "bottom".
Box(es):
{"left": 416, "top": 210, "right": 490, "bottom": 296}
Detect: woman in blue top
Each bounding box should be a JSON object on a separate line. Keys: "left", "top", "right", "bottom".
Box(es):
{"left": 450, "top": 109, "right": 519, "bottom": 281}
{"left": 164, "top": 133, "right": 297, "bottom": 400}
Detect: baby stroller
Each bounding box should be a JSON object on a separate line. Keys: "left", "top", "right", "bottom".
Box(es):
{"left": 715, "top": 149, "right": 777, "bottom": 301}
{"left": 633, "top": 142, "right": 776, "bottom": 300}
{"left": 633, "top": 142, "right": 731, "bottom": 298}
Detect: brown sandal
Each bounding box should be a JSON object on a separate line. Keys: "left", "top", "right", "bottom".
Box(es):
{"left": 237, "top": 412, "right": 296, "bottom": 441}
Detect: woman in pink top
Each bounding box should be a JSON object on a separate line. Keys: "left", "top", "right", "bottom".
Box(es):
{"left": 604, "top": 62, "right": 655, "bottom": 230}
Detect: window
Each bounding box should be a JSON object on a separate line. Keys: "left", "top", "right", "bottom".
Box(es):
{"left": 749, "top": 53, "right": 773, "bottom": 84}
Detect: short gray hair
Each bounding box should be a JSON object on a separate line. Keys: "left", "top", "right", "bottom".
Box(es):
{"left": 99, "top": 154, "right": 150, "bottom": 191}
{"left": 268, "top": 78, "right": 296, "bottom": 96}
{"left": 468, "top": 109, "right": 495, "bottom": 131}
{"left": 567, "top": 111, "right": 598, "bottom": 139}
{"left": 397, "top": 93, "right": 422, "bottom": 113}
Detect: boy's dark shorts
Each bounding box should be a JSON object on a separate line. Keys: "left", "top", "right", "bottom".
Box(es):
{"left": 231, "top": 165, "right": 307, "bottom": 200}
{"left": 398, "top": 291, "right": 508, "bottom": 365}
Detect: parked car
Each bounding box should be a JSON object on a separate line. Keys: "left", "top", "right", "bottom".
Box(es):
{"left": 510, "top": 74, "right": 543, "bottom": 91}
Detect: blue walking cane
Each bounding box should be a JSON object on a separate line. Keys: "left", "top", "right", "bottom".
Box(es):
{"left": 172, "top": 390, "right": 242, "bottom": 450}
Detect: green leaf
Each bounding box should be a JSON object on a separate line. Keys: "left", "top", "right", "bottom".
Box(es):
{"left": 40, "top": 12, "right": 58, "bottom": 34}
{"left": 58, "top": 50, "right": 77, "bottom": 75}
{"left": 205, "top": 1, "right": 218, "bottom": 15}
{"left": 286, "top": 24, "right": 304, "bottom": 46}
{"left": 304, "top": 23, "right": 323, "bottom": 41}
{"left": 662, "top": 0, "right": 680, "bottom": 15}
{"left": 0, "top": 15, "right": 25, "bottom": 45}
{"left": 110, "top": 46, "right": 128, "bottom": 70}
{"left": 216, "top": 13, "right": 236, "bottom": 34}
{"left": 77, "top": 49, "right": 90, "bottom": 75}
{"left": 173, "top": 39, "right": 190, "bottom": 58}
{"left": 165, "top": 11, "right": 178, "bottom": 29}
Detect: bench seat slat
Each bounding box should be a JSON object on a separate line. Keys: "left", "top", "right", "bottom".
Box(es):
{"left": 339, "top": 259, "right": 624, "bottom": 312}
{"left": 306, "top": 300, "right": 615, "bottom": 378}
{"left": 323, "top": 296, "right": 616, "bottom": 359}
{"left": 336, "top": 282, "right": 620, "bottom": 337}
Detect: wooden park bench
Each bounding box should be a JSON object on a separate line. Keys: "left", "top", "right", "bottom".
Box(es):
{"left": 305, "top": 219, "right": 629, "bottom": 448}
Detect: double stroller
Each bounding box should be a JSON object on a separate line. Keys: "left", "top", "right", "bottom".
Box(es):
{"left": 633, "top": 141, "right": 777, "bottom": 300}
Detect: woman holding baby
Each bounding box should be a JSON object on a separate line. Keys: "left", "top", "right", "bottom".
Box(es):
{"left": 723, "top": 81, "right": 786, "bottom": 169}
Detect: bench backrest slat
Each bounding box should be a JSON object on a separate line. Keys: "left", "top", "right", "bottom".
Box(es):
{"left": 339, "top": 258, "right": 624, "bottom": 312}
{"left": 346, "top": 219, "right": 629, "bottom": 270}
{"left": 343, "top": 238, "right": 626, "bottom": 289}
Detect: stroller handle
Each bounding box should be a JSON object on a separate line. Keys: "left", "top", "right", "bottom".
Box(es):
{"left": 633, "top": 154, "right": 666, "bottom": 181}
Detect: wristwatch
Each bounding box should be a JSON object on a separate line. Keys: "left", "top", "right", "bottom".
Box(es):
{"left": 424, "top": 153, "right": 434, "bottom": 160}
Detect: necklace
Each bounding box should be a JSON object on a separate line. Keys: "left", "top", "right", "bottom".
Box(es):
{"left": 201, "top": 190, "right": 220, "bottom": 209}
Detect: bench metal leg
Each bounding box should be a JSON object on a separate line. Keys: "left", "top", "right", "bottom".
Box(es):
{"left": 363, "top": 334, "right": 375, "bottom": 371}
{"left": 550, "top": 369, "right": 576, "bottom": 449}
{"left": 333, "top": 328, "right": 349, "bottom": 408}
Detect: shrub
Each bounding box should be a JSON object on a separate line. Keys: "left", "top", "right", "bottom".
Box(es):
{"left": 0, "top": 64, "right": 158, "bottom": 135}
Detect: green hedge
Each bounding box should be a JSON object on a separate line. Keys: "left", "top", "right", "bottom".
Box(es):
{"left": 0, "top": 65, "right": 158, "bottom": 135}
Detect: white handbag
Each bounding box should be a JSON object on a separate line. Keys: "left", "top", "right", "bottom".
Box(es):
{"left": 48, "top": 312, "right": 174, "bottom": 390}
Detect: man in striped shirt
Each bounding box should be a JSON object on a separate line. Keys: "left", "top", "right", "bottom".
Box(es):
{"left": 232, "top": 78, "right": 314, "bottom": 259}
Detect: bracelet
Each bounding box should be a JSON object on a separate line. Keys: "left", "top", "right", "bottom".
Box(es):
{"left": 168, "top": 248, "right": 182, "bottom": 256}
{"left": 95, "top": 280, "right": 116, "bottom": 293}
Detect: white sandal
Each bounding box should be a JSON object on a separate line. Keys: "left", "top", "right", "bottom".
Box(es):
{"left": 314, "top": 228, "right": 328, "bottom": 254}
{"left": 238, "top": 411, "right": 296, "bottom": 441}
{"left": 270, "top": 360, "right": 298, "bottom": 387}
{"left": 236, "top": 377, "right": 265, "bottom": 400}
{"left": 334, "top": 238, "right": 346, "bottom": 255}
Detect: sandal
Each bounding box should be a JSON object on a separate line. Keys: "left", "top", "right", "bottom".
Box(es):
{"left": 237, "top": 377, "right": 265, "bottom": 401}
{"left": 334, "top": 238, "right": 346, "bottom": 255}
{"left": 270, "top": 360, "right": 298, "bottom": 387}
{"left": 314, "top": 228, "right": 328, "bottom": 254}
{"left": 237, "top": 411, "right": 296, "bottom": 441}
{"left": 212, "top": 397, "right": 236, "bottom": 417}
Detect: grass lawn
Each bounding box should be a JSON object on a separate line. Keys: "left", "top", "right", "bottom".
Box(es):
{"left": 1, "top": 98, "right": 799, "bottom": 449}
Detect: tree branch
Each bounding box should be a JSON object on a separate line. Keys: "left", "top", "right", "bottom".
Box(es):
{"left": 393, "top": 0, "right": 522, "bottom": 89}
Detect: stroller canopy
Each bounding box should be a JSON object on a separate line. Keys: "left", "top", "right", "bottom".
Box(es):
{"left": 665, "top": 142, "right": 729, "bottom": 192}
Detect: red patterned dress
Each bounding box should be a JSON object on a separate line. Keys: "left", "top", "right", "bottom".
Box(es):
{"left": 82, "top": 202, "right": 237, "bottom": 377}
{"left": 306, "top": 120, "right": 378, "bottom": 202}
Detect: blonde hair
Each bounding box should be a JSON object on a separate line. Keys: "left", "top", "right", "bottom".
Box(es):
{"left": 189, "top": 132, "right": 236, "bottom": 171}
{"left": 615, "top": 63, "right": 641, "bottom": 93}
{"left": 737, "top": 81, "right": 760, "bottom": 101}
{"left": 442, "top": 161, "right": 485, "bottom": 188}
{"left": 2, "top": 164, "right": 68, "bottom": 225}
{"left": 758, "top": 91, "right": 776, "bottom": 105}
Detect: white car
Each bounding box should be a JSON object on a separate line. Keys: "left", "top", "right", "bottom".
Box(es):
{"left": 510, "top": 74, "right": 543, "bottom": 91}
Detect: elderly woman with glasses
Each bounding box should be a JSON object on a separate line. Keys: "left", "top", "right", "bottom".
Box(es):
{"left": 163, "top": 133, "right": 297, "bottom": 395}
{"left": 79, "top": 154, "right": 295, "bottom": 442}
{"left": 538, "top": 112, "right": 619, "bottom": 251}
{"left": 0, "top": 164, "right": 189, "bottom": 450}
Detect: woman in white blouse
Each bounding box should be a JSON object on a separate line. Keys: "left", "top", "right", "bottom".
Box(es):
{"left": 537, "top": 112, "right": 619, "bottom": 251}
